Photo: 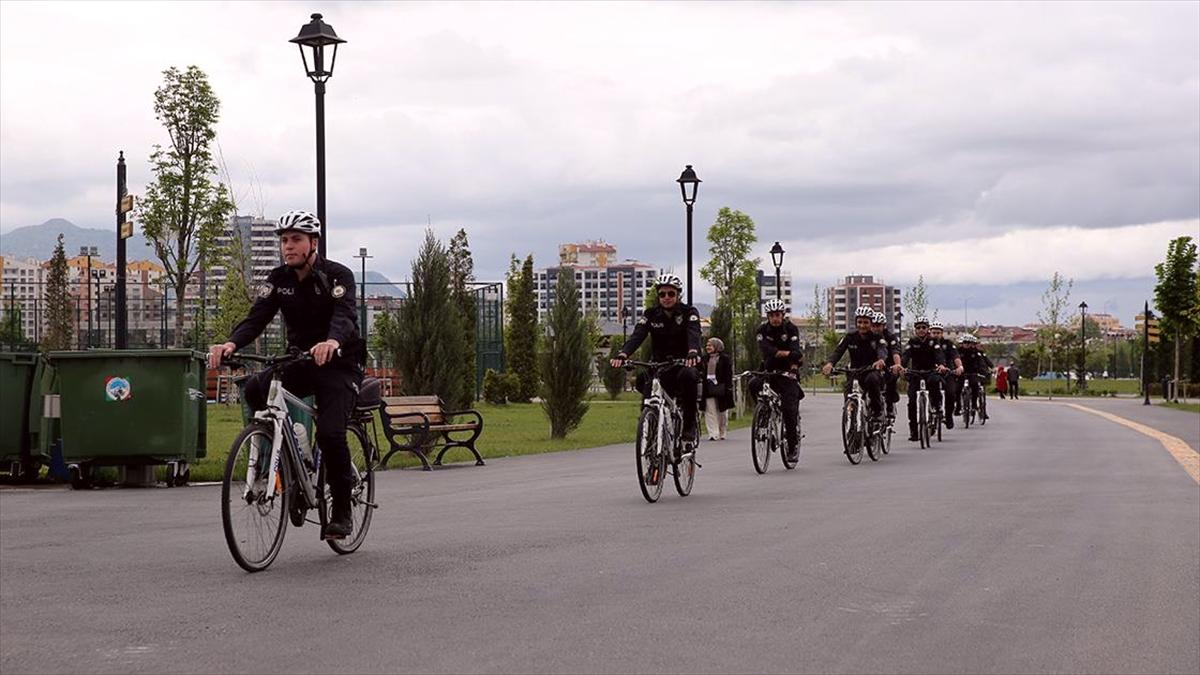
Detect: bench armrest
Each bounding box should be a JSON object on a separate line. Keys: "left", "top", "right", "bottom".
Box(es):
{"left": 443, "top": 409, "right": 483, "bottom": 426}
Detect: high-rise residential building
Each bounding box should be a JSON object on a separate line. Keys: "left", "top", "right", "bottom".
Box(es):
{"left": 827, "top": 275, "right": 901, "bottom": 333}
{"left": 0, "top": 255, "right": 47, "bottom": 341}
{"left": 755, "top": 269, "right": 793, "bottom": 315}
{"left": 535, "top": 241, "right": 658, "bottom": 327}
{"left": 210, "top": 215, "right": 279, "bottom": 289}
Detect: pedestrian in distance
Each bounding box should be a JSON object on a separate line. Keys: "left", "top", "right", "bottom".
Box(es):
{"left": 700, "top": 337, "right": 734, "bottom": 441}
{"left": 1007, "top": 363, "right": 1020, "bottom": 400}
{"left": 996, "top": 364, "right": 1008, "bottom": 399}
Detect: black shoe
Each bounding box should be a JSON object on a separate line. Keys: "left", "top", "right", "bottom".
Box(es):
{"left": 908, "top": 433, "right": 920, "bottom": 442}
{"left": 325, "top": 500, "right": 353, "bottom": 540}
{"left": 945, "top": 416, "right": 954, "bottom": 429}
{"left": 786, "top": 443, "right": 799, "bottom": 462}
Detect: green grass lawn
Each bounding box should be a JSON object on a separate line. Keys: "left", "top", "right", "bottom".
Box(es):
{"left": 1161, "top": 401, "right": 1200, "bottom": 414}
{"left": 195, "top": 396, "right": 753, "bottom": 482}
{"left": 1016, "top": 378, "right": 1144, "bottom": 397}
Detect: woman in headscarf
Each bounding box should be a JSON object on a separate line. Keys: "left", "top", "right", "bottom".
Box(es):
{"left": 996, "top": 363, "right": 1008, "bottom": 399}
{"left": 701, "top": 337, "right": 734, "bottom": 440}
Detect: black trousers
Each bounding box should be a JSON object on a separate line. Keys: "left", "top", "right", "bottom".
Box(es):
{"left": 944, "top": 373, "right": 961, "bottom": 414}
{"left": 749, "top": 374, "right": 801, "bottom": 448}
{"left": 963, "top": 373, "right": 986, "bottom": 407}
{"left": 1009, "top": 380, "right": 1019, "bottom": 399}
{"left": 243, "top": 361, "right": 363, "bottom": 501}
{"left": 842, "top": 370, "right": 884, "bottom": 417}
{"left": 637, "top": 365, "right": 700, "bottom": 434}
{"left": 906, "top": 372, "right": 944, "bottom": 431}
{"left": 883, "top": 371, "right": 899, "bottom": 410}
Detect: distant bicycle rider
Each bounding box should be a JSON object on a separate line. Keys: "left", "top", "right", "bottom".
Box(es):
{"left": 958, "top": 334, "right": 993, "bottom": 420}
{"left": 610, "top": 274, "right": 702, "bottom": 448}
{"left": 930, "top": 320, "right": 964, "bottom": 428}
{"left": 821, "top": 306, "right": 889, "bottom": 431}
{"left": 749, "top": 298, "right": 803, "bottom": 462}
{"left": 901, "top": 316, "right": 948, "bottom": 442}
{"left": 870, "top": 310, "right": 903, "bottom": 419}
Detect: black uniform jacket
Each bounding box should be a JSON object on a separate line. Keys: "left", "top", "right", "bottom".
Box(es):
{"left": 960, "top": 349, "right": 994, "bottom": 376}
{"left": 901, "top": 336, "right": 947, "bottom": 370}
{"left": 620, "top": 303, "right": 702, "bottom": 362}
{"left": 229, "top": 257, "right": 365, "bottom": 364}
{"left": 757, "top": 321, "right": 803, "bottom": 372}
{"left": 827, "top": 330, "right": 889, "bottom": 369}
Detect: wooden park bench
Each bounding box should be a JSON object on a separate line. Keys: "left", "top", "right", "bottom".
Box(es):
{"left": 378, "top": 395, "right": 485, "bottom": 471}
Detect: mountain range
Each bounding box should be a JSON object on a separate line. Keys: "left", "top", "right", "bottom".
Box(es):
{"left": 0, "top": 218, "right": 407, "bottom": 297}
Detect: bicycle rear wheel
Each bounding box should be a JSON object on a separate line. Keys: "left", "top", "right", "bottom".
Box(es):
{"left": 327, "top": 421, "right": 377, "bottom": 555}
{"left": 222, "top": 423, "right": 289, "bottom": 573}
{"left": 842, "top": 399, "right": 863, "bottom": 465}
{"left": 979, "top": 392, "right": 987, "bottom": 425}
{"left": 881, "top": 421, "right": 893, "bottom": 455}
{"left": 866, "top": 422, "right": 881, "bottom": 462}
{"left": 751, "top": 403, "right": 771, "bottom": 474}
{"left": 936, "top": 410, "right": 943, "bottom": 442}
{"left": 636, "top": 407, "right": 665, "bottom": 503}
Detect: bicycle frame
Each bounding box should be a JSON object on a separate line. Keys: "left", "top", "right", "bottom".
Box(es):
{"left": 247, "top": 374, "right": 320, "bottom": 511}
{"left": 642, "top": 375, "right": 681, "bottom": 461}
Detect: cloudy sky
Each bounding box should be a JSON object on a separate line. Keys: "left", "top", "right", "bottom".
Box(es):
{"left": 2, "top": 1, "right": 1197, "bottom": 325}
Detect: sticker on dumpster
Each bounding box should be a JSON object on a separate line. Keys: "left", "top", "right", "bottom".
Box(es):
{"left": 187, "top": 388, "right": 205, "bottom": 401}
{"left": 105, "top": 377, "right": 132, "bottom": 402}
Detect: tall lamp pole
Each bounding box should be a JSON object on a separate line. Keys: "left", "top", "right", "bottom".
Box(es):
{"left": 290, "top": 13, "right": 346, "bottom": 259}
{"left": 770, "top": 242, "right": 785, "bottom": 302}
{"left": 1078, "top": 300, "right": 1088, "bottom": 391}
{"left": 80, "top": 246, "right": 97, "bottom": 348}
{"left": 354, "top": 247, "right": 372, "bottom": 337}
{"left": 1142, "top": 300, "right": 1152, "bottom": 406}
{"left": 896, "top": 309, "right": 904, "bottom": 343}
{"left": 676, "top": 165, "right": 700, "bottom": 306}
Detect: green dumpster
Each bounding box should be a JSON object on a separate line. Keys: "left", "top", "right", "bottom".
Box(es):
{"left": 28, "top": 355, "right": 61, "bottom": 471}
{"left": 47, "top": 349, "right": 207, "bottom": 487}
{"left": 0, "top": 351, "right": 40, "bottom": 477}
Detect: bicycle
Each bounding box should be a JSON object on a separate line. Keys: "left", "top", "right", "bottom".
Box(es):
{"left": 741, "top": 370, "right": 802, "bottom": 473}
{"left": 833, "top": 366, "right": 885, "bottom": 464}
{"left": 906, "top": 369, "right": 944, "bottom": 448}
{"left": 220, "top": 351, "right": 380, "bottom": 572}
{"left": 626, "top": 360, "right": 700, "bottom": 502}
{"left": 962, "top": 373, "right": 988, "bottom": 427}
{"left": 960, "top": 379, "right": 975, "bottom": 429}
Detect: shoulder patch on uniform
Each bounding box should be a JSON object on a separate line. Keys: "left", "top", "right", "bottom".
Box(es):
{"left": 257, "top": 283, "right": 273, "bottom": 298}
{"left": 637, "top": 317, "right": 647, "bottom": 325}
{"left": 689, "top": 314, "right": 699, "bottom": 321}
{"left": 332, "top": 284, "right": 346, "bottom": 298}
{"left": 756, "top": 334, "right": 764, "bottom": 341}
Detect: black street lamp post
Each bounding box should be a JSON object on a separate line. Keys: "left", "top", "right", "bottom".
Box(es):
{"left": 1142, "top": 301, "right": 1152, "bottom": 406}
{"left": 1078, "top": 300, "right": 1088, "bottom": 391}
{"left": 896, "top": 309, "right": 904, "bottom": 343}
{"left": 770, "top": 241, "right": 785, "bottom": 302}
{"left": 354, "top": 247, "right": 372, "bottom": 336}
{"left": 291, "top": 13, "right": 346, "bottom": 259}
{"left": 676, "top": 165, "right": 700, "bottom": 306}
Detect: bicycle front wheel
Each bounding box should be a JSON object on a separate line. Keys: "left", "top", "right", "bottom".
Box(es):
{"left": 636, "top": 407, "right": 665, "bottom": 503}
{"left": 842, "top": 399, "right": 863, "bottom": 465}
{"left": 673, "top": 441, "right": 696, "bottom": 497}
{"left": 866, "top": 423, "right": 881, "bottom": 462}
{"left": 222, "top": 423, "right": 290, "bottom": 573}
{"left": 918, "top": 397, "right": 930, "bottom": 449}
{"left": 750, "top": 403, "right": 772, "bottom": 474}
{"left": 327, "top": 421, "right": 377, "bottom": 555}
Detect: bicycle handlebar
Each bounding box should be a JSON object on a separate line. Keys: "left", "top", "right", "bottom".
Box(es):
{"left": 623, "top": 358, "right": 689, "bottom": 371}
{"left": 224, "top": 349, "right": 322, "bottom": 371}
{"left": 831, "top": 365, "right": 878, "bottom": 376}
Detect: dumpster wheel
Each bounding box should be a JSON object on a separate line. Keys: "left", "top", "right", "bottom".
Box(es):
{"left": 68, "top": 463, "right": 93, "bottom": 490}
{"left": 166, "top": 461, "right": 191, "bottom": 487}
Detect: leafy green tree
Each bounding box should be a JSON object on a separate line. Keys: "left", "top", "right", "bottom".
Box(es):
{"left": 1036, "top": 271, "right": 1074, "bottom": 378}
{"left": 708, "top": 301, "right": 732, "bottom": 345}
{"left": 903, "top": 275, "right": 931, "bottom": 328}
{"left": 506, "top": 254, "right": 540, "bottom": 402}
{"left": 386, "top": 230, "right": 466, "bottom": 405}
{"left": 0, "top": 303, "right": 26, "bottom": 349}
{"left": 369, "top": 308, "right": 397, "bottom": 369}
{"left": 209, "top": 228, "right": 253, "bottom": 345}
{"left": 41, "top": 234, "right": 73, "bottom": 352}
{"left": 699, "top": 207, "right": 760, "bottom": 312}
{"left": 138, "top": 66, "right": 234, "bottom": 346}
{"left": 1154, "top": 236, "right": 1199, "bottom": 399}
{"left": 539, "top": 274, "right": 592, "bottom": 437}
{"left": 449, "top": 228, "right": 478, "bottom": 407}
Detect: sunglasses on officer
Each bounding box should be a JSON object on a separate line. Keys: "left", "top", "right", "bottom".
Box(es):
{"left": 657, "top": 290, "right": 678, "bottom": 299}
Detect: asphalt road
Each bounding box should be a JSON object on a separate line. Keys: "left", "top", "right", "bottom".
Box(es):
{"left": 2, "top": 395, "right": 1197, "bottom": 674}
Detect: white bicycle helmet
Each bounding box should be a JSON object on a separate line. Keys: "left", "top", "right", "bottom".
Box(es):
{"left": 871, "top": 311, "right": 886, "bottom": 325}
{"left": 855, "top": 306, "right": 875, "bottom": 318}
{"left": 763, "top": 298, "right": 787, "bottom": 314}
{"left": 653, "top": 273, "right": 683, "bottom": 292}
{"left": 275, "top": 209, "right": 322, "bottom": 235}
{"left": 913, "top": 315, "right": 930, "bottom": 327}
{"left": 930, "top": 320, "right": 945, "bottom": 330}
{"left": 961, "top": 334, "right": 978, "bottom": 344}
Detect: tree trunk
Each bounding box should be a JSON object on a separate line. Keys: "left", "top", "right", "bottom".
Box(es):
{"left": 1174, "top": 327, "right": 1181, "bottom": 402}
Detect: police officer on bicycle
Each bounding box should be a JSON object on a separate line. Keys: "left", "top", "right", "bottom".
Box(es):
{"left": 901, "top": 316, "right": 948, "bottom": 442}
{"left": 958, "top": 334, "right": 994, "bottom": 421}
{"left": 610, "top": 274, "right": 702, "bottom": 446}
{"left": 821, "top": 306, "right": 889, "bottom": 428}
{"left": 871, "top": 311, "right": 903, "bottom": 419}
{"left": 749, "top": 298, "right": 803, "bottom": 462}
{"left": 208, "top": 210, "right": 365, "bottom": 540}
{"left": 929, "top": 321, "right": 964, "bottom": 428}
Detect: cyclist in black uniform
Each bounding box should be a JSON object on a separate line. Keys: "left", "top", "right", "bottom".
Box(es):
{"left": 930, "top": 321, "right": 963, "bottom": 429}
{"left": 749, "top": 298, "right": 803, "bottom": 462}
{"left": 901, "top": 316, "right": 948, "bottom": 441}
{"left": 611, "top": 273, "right": 702, "bottom": 445}
{"left": 871, "top": 311, "right": 903, "bottom": 419}
{"left": 958, "top": 334, "right": 993, "bottom": 420}
{"left": 208, "top": 210, "right": 365, "bottom": 540}
{"left": 821, "top": 306, "right": 889, "bottom": 425}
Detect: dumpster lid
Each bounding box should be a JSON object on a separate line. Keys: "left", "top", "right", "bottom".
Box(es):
{"left": 47, "top": 349, "right": 205, "bottom": 360}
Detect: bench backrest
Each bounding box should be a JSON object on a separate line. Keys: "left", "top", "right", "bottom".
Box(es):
{"left": 383, "top": 395, "right": 446, "bottom": 425}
